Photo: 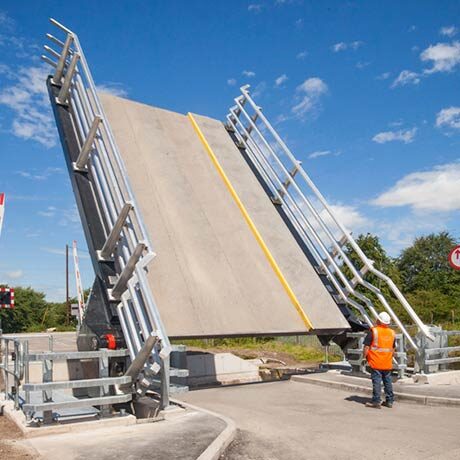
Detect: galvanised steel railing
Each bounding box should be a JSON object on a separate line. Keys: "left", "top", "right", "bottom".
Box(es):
{"left": 41, "top": 19, "right": 171, "bottom": 404}
{"left": 226, "top": 85, "right": 433, "bottom": 351}
{"left": 0, "top": 334, "right": 24, "bottom": 410}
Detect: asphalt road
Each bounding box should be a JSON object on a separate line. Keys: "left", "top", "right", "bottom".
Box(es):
{"left": 179, "top": 380, "right": 460, "bottom": 460}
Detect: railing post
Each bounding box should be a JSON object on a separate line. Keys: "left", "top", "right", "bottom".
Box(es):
{"left": 4, "top": 340, "right": 9, "bottom": 402}
{"left": 52, "top": 33, "right": 73, "bottom": 85}
{"left": 23, "top": 340, "right": 32, "bottom": 421}
{"left": 73, "top": 115, "right": 103, "bottom": 171}
{"left": 56, "top": 52, "right": 80, "bottom": 105}
{"left": 110, "top": 243, "right": 146, "bottom": 300}
{"left": 13, "top": 341, "right": 19, "bottom": 410}
{"left": 159, "top": 352, "right": 170, "bottom": 410}
{"left": 99, "top": 351, "right": 111, "bottom": 417}
{"left": 42, "top": 338, "right": 54, "bottom": 424}
{"left": 98, "top": 202, "right": 134, "bottom": 261}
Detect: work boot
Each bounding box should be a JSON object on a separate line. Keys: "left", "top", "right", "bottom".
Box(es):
{"left": 365, "top": 402, "right": 381, "bottom": 409}
{"left": 382, "top": 401, "right": 393, "bottom": 408}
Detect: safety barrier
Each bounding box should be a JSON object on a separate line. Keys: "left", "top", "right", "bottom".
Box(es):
{"left": 416, "top": 329, "right": 460, "bottom": 374}
{"left": 41, "top": 19, "right": 171, "bottom": 405}
{"left": 226, "top": 85, "right": 433, "bottom": 352}
{"left": 0, "top": 334, "right": 24, "bottom": 410}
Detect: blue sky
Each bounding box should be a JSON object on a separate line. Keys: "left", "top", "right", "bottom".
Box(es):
{"left": 0, "top": 1, "right": 459, "bottom": 301}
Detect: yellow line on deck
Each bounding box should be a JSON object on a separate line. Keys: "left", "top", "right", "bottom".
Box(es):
{"left": 187, "top": 113, "right": 313, "bottom": 331}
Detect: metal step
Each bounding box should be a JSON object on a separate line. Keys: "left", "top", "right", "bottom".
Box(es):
{"left": 23, "top": 393, "right": 132, "bottom": 413}
{"left": 23, "top": 376, "right": 131, "bottom": 391}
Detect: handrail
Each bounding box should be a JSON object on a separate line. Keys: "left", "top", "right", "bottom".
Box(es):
{"left": 227, "top": 85, "right": 433, "bottom": 350}
{"left": 41, "top": 19, "right": 171, "bottom": 405}
{"left": 0, "top": 336, "right": 22, "bottom": 409}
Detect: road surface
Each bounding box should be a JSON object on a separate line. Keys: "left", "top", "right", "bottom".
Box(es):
{"left": 179, "top": 380, "right": 460, "bottom": 459}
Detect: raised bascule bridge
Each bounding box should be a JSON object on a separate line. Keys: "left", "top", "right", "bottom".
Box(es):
{"left": 2, "top": 18, "right": 457, "bottom": 424}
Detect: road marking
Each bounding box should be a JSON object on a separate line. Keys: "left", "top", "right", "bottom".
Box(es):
{"left": 187, "top": 113, "right": 313, "bottom": 330}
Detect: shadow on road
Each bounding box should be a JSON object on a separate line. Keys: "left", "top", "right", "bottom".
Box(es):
{"left": 344, "top": 394, "right": 370, "bottom": 405}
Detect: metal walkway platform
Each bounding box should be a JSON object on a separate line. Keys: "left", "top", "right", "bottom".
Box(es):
{"left": 100, "top": 94, "right": 349, "bottom": 337}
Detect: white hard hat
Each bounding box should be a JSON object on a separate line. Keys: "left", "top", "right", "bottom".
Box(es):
{"left": 378, "top": 312, "right": 391, "bottom": 325}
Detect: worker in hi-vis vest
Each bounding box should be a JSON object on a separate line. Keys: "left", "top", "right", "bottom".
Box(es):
{"left": 363, "top": 312, "right": 396, "bottom": 409}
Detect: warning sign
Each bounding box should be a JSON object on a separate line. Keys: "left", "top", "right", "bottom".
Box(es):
{"left": 448, "top": 245, "right": 460, "bottom": 271}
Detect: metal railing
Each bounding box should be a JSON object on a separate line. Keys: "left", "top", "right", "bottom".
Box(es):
{"left": 41, "top": 19, "right": 171, "bottom": 403}
{"left": 0, "top": 334, "right": 24, "bottom": 410}
{"left": 226, "top": 85, "right": 432, "bottom": 351}
{"left": 416, "top": 329, "right": 460, "bottom": 373}
{"left": 344, "top": 332, "right": 407, "bottom": 378}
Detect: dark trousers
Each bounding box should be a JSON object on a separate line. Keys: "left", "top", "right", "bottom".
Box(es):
{"left": 370, "top": 369, "right": 394, "bottom": 403}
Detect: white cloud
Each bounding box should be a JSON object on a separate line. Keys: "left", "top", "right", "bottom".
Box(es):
{"left": 96, "top": 82, "right": 128, "bottom": 97}
{"left": 308, "top": 150, "right": 331, "bottom": 159}
{"left": 242, "top": 70, "right": 256, "bottom": 78}
{"left": 435, "top": 106, "right": 460, "bottom": 130}
{"left": 38, "top": 206, "right": 57, "bottom": 218}
{"left": 296, "top": 51, "right": 308, "bottom": 60}
{"left": 375, "top": 214, "right": 450, "bottom": 256}
{"left": 377, "top": 72, "right": 391, "bottom": 80}
{"left": 248, "top": 4, "right": 262, "bottom": 12}
{"left": 440, "top": 26, "right": 458, "bottom": 38}
{"left": 58, "top": 205, "right": 80, "bottom": 227}
{"left": 16, "top": 167, "right": 63, "bottom": 181}
{"left": 420, "top": 41, "right": 460, "bottom": 73}
{"left": 5, "top": 270, "right": 24, "bottom": 280}
{"left": 308, "top": 150, "right": 341, "bottom": 160}
{"left": 252, "top": 81, "right": 267, "bottom": 98}
{"left": 372, "top": 128, "right": 417, "bottom": 144}
{"left": 292, "top": 77, "right": 328, "bottom": 119}
{"left": 372, "top": 162, "right": 460, "bottom": 212}
{"left": 326, "top": 203, "right": 370, "bottom": 234}
{"left": 0, "top": 11, "right": 15, "bottom": 31}
{"left": 391, "top": 70, "right": 420, "bottom": 88}
{"left": 331, "top": 41, "right": 363, "bottom": 52}
{"left": 275, "top": 74, "right": 288, "bottom": 87}
{"left": 227, "top": 78, "right": 237, "bottom": 86}
{"left": 41, "top": 246, "right": 89, "bottom": 259}
{"left": 310, "top": 202, "right": 371, "bottom": 241}
{"left": 41, "top": 247, "right": 66, "bottom": 256}
{"left": 355, "top": 61, "right": 370, "bottom": 69}
{"left": 0, "top": 64, "right": 57, "bottom": 147}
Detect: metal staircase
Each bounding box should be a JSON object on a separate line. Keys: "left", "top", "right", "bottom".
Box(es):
{"left": 225, "top": 85, "right": 433, "bottom": 357}
{"left": 41, "top": 19, "right": 175, "bottom": 407}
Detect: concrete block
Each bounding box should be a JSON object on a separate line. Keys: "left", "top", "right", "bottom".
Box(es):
{"left": 187, "top": 352, "right": 260, "bottom": 386}
{"left": 413, "top": 370, "right": 460, "bottom": 385}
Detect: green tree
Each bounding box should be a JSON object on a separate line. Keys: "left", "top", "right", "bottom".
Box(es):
{"left": 397, "top": 232, "right": 460, "bottom": 324}
{"left": 342, "top": 233, "right": 402, "bottom": 312}
{"left": 397, "top": 232, "right": 460, "bottom": 296}
{"left": 0, "top": 286, "right": 48, "bottom": 333}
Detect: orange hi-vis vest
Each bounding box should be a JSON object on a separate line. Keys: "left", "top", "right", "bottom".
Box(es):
{"left": 366, "top": 325, "right": 395, "bottom": 371}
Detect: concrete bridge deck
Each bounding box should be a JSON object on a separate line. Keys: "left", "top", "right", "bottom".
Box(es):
{"left": 100, "top": 94, "right": 349, "bottom": 338}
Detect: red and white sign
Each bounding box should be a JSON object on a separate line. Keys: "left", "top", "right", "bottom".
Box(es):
{"left": 0, "top": 287, "right": 14, "bottom": 309}
{"left": 448, "top": 245, "right": 460, "bottom": 271}
{"left": 0, "top": 193, "right": 5, "bottom": 238}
